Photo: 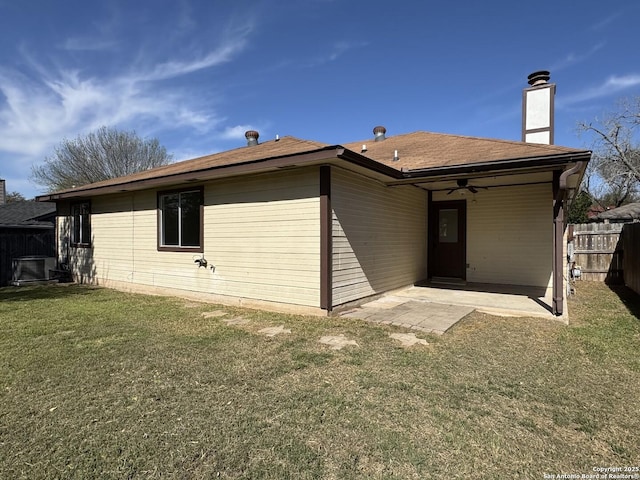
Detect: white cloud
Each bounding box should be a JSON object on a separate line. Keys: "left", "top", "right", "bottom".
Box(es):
{"left": 328, "top": 41, "right": 367, "bottom": 61}
{"left": 142, "top": 43, "right": 245, "bottom": 82}
{"left": 219, "top": 125, "right": 258, "bottom": 140}
{"left": 0, "top": 14, "right": 257, "bottom": 197}
{"left": 169, "top": 146, "right": 221, "bottom": 163}
{"left": 560, "top": 74, "right": 640, "bottom": 106}
{"left": 550, "top": 42, "right": 605, "bottom": 72}
{"left": 308, "top": 40, "right": 368, "bottom": 66}
{"left": 605, "top": 75, "right": 640, "bottom": 89}
{"left": 590, "top": 10, "right": 624, "bottom": 31}
{"left": 58, "top": 38, "right": 118, "bottom": 52}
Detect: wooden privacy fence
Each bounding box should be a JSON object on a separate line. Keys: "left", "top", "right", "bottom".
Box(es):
{"left": 570, "top": 223, "right": 624, "bottom": 283}
{"left": 622, "top": 223, "right": 640, "bottom": 296}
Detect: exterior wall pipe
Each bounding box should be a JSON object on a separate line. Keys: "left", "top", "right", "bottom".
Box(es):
{"left": 552, "top": 161, "right": 584, "bottom": 316}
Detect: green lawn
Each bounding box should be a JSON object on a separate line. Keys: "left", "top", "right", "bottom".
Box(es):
{"left": 1, "top": 282, "right": 639, "bottom": 479}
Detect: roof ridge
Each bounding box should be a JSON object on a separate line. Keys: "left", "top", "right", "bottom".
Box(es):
{"left": 177, "top": 135, "right": 330, "bottom": 163}
{"left": 345, "top": 130, "right": 584, "bottom": 152}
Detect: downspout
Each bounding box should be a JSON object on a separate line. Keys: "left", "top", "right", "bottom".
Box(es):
{"left": 552, "top": 161, "right": 584, "bottom": 316}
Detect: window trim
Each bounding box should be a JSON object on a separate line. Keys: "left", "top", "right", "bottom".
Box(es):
{"left": 70, "top": 200, "right": 91, "bottom": 248}
{"left": 157, "top": 186, "right": 204, "bottom": 253}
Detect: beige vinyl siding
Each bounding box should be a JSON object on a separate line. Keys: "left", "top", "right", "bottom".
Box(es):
{"left": 204, "top": 170, "right": 320, "bottom": 306}
{"left": 434, "top": 183, "right": 553, "bottom": 287}
{"left": 332, "top": 168, "right": 427, "bottom": 306}
{"left": 91, "top": 194, "right": 135, "bottom": 283}
{"left": 61, "top": 168, "right": 321, "bottom": 308}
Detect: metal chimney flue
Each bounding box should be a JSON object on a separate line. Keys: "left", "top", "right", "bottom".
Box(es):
{"left": 245, "top": 130, "right": 260, "bottom": 146}
{"left": 527, "top": 70, "right": 551, "bottom": 86}
{"left": 373, "top": 126, "right": 386, "bottom": 142}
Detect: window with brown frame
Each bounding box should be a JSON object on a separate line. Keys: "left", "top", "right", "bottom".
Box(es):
{"left": 71, "top": 201, "right": 91, "bottom": 247}
{"left": 158, "top": 188, "right": 203, "bottom": 252}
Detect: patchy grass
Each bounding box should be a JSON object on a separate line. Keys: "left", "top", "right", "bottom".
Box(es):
{"left": 0, "top": 282, "right": 639, "bottom": 479}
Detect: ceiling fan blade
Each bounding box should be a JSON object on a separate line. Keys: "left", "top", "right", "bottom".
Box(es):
{"left": 447, "top": 189, "right": 455, "bottom": 195}
{"left": 468, "top": 186, "right": 478, "bottom": 193}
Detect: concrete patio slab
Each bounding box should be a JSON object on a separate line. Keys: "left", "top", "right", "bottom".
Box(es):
{"left": 342, "top": 298, "right": 474, "bottom": 334}
{"left": 340, "top": 282, "right": 562, "bottom": 334}
{"left": 398, "top": 283, "right": 560, "bottom": 319}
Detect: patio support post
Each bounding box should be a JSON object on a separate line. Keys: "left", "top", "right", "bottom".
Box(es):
{"left": 552, "top": 161, "right": 585, "bottom": 316}
{"left": 320, "top": 166, "right": 332, "bottom": 312}
{"left": 552, "top": 171, "right": 563, "bottom": 316}
{"left": 427, "top": 190, "right": 433, "bottom": 280}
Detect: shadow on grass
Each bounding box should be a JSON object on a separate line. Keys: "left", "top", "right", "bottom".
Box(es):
{"left": 0, "top": 284, "right": 96, "bottom": 303}
{"left": 608, "top": 284, "right": 640, "bottom": 321}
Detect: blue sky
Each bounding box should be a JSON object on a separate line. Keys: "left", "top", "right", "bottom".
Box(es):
{"left": 1, "top": 0, "right": 639, "bottom": 198}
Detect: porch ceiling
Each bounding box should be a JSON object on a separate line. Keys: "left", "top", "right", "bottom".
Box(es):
{"left": 409, "top": 171, "right": 553, "bottom": 192}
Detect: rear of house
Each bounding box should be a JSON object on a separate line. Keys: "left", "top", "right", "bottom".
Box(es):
{"left": 40, "top": 72, "right": 590, "bottom": 316}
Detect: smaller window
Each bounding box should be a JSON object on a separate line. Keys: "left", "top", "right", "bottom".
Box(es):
{"left": 71, "top": 201, "right": 91, "bottom": 247}
{"left": 158, "top": 188, "right": 203, "bottom": 252}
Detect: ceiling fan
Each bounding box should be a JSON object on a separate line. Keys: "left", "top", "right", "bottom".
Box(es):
{"left": 447, "top": 178, "right": 488, "bottom": 195}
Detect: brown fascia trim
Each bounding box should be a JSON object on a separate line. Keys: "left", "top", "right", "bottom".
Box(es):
{"left": 396, "top": 151, "right": 591, "bottom": 182}
{"left": 336, "top": 149, "right": 405, "bottom": 179}
{"left": 35, "top": 145, "right": 590, "bottom": 202}
{"left": 0, "top": 223, "right": 54, "bottom": 230}
{"left": 36, "top": 146, "right": 353, "bottom": 201}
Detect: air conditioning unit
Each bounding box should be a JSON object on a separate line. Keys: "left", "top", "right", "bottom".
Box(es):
{"left": 11, "top": 256, "right": 57, "bottom": 285}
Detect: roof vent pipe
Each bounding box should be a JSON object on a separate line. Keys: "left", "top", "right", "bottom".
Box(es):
{"left": 373, "top": 125, "right": 386, "bottom": 142}
{"left": 245, "top": 130, "right": 260, "bottom": 146}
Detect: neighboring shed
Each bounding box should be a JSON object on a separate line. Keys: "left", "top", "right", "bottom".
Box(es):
{"left": 596, "top": 203, "right": 640, "bottom": 223}
{"left": 0, "top": 201, "right": 57, "bottom": 286}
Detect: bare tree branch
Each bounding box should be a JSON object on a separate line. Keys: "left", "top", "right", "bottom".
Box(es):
{"left": 577, "top": 96, "right": 640, "bottom": 207}
{"left": 31, "top": 126, "right": 173, "bottom": 193}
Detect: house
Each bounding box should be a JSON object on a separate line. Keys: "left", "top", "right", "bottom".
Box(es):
{"left": 0, "top": 184, "right": 57, "bottom": 286}
{"left": 37, "top": 72, "right": 590, "bottom": 316}
{"left": 596, "top": 203, "right": 640, "bottom": 223}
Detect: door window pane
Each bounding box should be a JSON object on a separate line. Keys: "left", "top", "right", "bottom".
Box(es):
{"left": 439, "top": 209, "right": 458, "bottom": 243}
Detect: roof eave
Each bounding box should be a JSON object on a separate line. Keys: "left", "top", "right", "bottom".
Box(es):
{"left": 0, "top": 223, "right": 55, "bottom": 229}
{"left": 35, "top": 146, "right": 591, "bottom": 202}
{"left": 36, "top": 146, "right": 346, "bottom": 201}
{"left": 336, "top": 149, "right": 405, "bottom": 179}
{"left": 397, "top": 151, "right": 591, "bottom": 182}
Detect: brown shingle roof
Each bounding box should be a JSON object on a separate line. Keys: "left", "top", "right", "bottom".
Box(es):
{"left": 38, "top": 131, "right": 590, "bottom": 201}
{"left": 343, "top": 131, "right": 586, "bottom": 171}
{"left": 597, "top": 203, "right": 640, "bottom": 221}
{"left": 48, "top": 136, "right": 329, "bottom": 196}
